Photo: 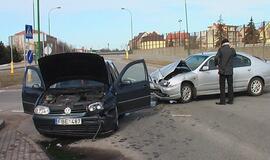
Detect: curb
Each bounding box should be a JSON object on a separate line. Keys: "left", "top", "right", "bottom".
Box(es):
{"left": 0, "top": 119, "right": 5, "bottom": 130}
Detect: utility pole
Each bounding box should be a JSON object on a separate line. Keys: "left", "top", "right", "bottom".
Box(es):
{"left": 121, "top": 8, "right": 133, "bottom": 54}
{"left": 184, "top": 0, "right": 190, "bottom": 55}
{"left": 33, "top": 0, "right": 36, "bottom": 63}
{"left": 37, "top": 0, "right": 41, "bottom": 60}
{"left": 178, "top": 19, "right": 182, "bottom": 47}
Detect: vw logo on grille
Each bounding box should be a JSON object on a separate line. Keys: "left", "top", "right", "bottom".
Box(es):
{"left": 64, "top": 107, "right": 71, "bottom": 114}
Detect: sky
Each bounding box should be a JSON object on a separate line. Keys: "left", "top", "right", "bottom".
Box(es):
{"left": 0, "top": 0, "right": 270, "bottom": 49}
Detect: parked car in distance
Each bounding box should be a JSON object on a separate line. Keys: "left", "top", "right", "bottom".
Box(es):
{"left": 150, "top": 52, "right": 270, "bottom": 103}
{"left": 22, "top": 53, "right": 150, "bottom": 137}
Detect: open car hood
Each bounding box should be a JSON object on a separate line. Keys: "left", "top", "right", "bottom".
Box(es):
{"left": 38, "top": 53, "right": 109, "bottom": 88}
{"left": 150, "top": 60, "right": 189, "bottom": 82}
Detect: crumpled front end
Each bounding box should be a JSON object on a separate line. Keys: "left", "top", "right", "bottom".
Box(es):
{"left": 150, "top": 64, "right": 196, "bottom": 101}
{"left": 152, "top": 82, "right": 181, "bottom": 100}
{"left": 33, "top": 88, "right": 117, "bottom": 137}
{"left": 150, "top": 71, "right": 182, "bottom": 100}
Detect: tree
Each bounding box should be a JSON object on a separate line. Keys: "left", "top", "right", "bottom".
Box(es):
{"left": 215, "top": 15, "right": 226, "bottom": 47}
{"left": 0, "top": 41, "right": 23, "bottom": 64}
{"left": 243, "top": 17, "right": 260, "bottom": 44}
{"left": 11, "top": 47, "right": 23, "bottom": 62}
{"left": 0, "top": 41, "right": 9, "bottom": 64}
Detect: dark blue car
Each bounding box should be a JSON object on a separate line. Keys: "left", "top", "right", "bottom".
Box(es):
{"left": 22, "top": 53, "right": 150, "bottom": 137}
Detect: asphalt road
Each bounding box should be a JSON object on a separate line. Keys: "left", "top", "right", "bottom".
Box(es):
{"left": 1, "top": 55, "right": 270, "bottom": 160}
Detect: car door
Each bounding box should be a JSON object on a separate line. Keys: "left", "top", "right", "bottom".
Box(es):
{"left": 22, "top": 66, "right": 45, "bottom": 114}
{"left": 197, "top": 57, "right": 220, "bottom": 95}
{"left": 233, "top": 54, "right": 252, "bottom": 91}
{"left": 115, "top": 59, "right": 150, "bottom": 114}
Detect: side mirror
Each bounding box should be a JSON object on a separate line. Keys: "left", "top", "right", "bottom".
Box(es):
{"left": 32, "top": 83, "right": 41, "bottom": 89}
{"left": 201, "top": 66, "right": 209, "bottom": 71}
{"left": 121, "top": 79, "right": 132, "bottom": 86}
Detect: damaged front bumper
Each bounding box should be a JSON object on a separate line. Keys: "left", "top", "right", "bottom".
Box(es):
{"left": 150, "top": 82, "right": 181, "bottom": 100}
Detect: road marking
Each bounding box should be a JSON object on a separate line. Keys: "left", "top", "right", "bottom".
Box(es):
{"left": 0, "top": 89, "right": 21, "bottom": 93}
{"left": 172, "top": 114, "right": 192, "bottom": 117}
{"left": 11, "top": 110, "right": 24, "bottom": 113}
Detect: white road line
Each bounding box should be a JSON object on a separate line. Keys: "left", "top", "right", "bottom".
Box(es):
{"left": 0, "top": 89, "right": 21, "bottom": 93}
{"left": 172, "top": 114, "right": 192, "bottom": 117}
{"left": 11, "top": 110, "right": 24, "bottom": 113}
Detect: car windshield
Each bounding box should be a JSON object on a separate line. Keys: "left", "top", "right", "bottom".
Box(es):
{"left": 185, "top": 55, "right": 209, "bottom": 71}
{"left": 49, "top": 80, "right": 105, "bottom": 89}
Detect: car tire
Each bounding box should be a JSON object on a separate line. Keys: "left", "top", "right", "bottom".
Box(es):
{"left": 40, "top": 133, "right": 56, "bottom": 138}
{"left": 118, "top": 113, "right": 125, "bottom": 120}
{"left": 248, "top": 77, "right": 264, "bottom": 96}
{"left": 180, "top": 83, "right": 193, "bottom": 103}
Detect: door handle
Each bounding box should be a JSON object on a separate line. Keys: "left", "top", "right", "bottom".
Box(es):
{"left": 248, "top": 69, "right": 251, "bottom": 72}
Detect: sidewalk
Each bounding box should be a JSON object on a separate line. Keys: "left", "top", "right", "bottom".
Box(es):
{"left": 0, "top": 114, "right": 49, "bottom": 160}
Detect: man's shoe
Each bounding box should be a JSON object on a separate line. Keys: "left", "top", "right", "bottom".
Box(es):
{"left": 216, "top": 102, "right": 226, "bottom": 105}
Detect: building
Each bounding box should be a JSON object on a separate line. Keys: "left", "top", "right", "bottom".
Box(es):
{"left": 166, "top": 32, "right": 189, "bottom": 47}
{"left": 140, "top": 32, "right": 165, "bottom": 50}
{"left": 131, "top": 32, "right": 148, "bottom": 49}
{"left": 131, "top": 32, "right": 166, "bottom": 50}
{"left": 205, "top": 23, "right": 239, "bottom": 48}
{"left": 259, "top": 22, "right": 270, "bottom": 45}
{"left": 12, "top": 30, "right": 59, "bottom": 56}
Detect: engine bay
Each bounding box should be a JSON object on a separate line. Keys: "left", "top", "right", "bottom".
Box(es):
{"left": 41, "top": 87, "right": 105, "bottom": 108}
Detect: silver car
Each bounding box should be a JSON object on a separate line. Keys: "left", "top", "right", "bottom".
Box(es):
{"left": 150, "top": 52, "right": 270, "bottom": 103}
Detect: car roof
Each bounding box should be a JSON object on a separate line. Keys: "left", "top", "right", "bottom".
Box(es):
{"left": 192, "top": 51, "right": 252, "bottom": 58}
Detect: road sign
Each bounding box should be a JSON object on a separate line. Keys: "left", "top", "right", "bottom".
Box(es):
{"left": 44, "top": 46, "right": 52, "bottom": 55}
{"left": 25, "top": 25, "right": 33, "bottom": 39}
{"left": 27, "top": 50, "right": 33, "bottom": 64}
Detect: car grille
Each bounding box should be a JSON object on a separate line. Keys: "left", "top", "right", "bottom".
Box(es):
{"left": 49, "top": 104, "right": 87, "bottom": 114}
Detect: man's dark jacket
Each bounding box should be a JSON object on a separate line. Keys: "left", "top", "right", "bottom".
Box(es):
{"left": 214, "top": 44, "right": 236, "bottom": 75}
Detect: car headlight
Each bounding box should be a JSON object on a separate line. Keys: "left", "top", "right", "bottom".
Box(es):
{"left": 159, "top": 80, "right": 170, "bottom": 87}
{"left": 34, "top": 105, "right": 50, "bottom": 115}
{"left": 87, "top": 102, "right": 104, "bottom": 112}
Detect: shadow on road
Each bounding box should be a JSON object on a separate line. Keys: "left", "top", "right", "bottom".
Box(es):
{"left": 39, "top": 138, "right": 129, "bottom": 160}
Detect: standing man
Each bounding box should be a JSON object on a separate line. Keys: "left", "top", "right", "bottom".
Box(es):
{"left": 215, "top": 38, "right": 236, "bottom": 105}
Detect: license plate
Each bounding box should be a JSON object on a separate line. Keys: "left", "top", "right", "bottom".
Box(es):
{"left": 55, "top": 118, "right": 82, "bottom": 125}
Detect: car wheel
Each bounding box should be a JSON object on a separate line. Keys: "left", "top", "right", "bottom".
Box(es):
{"left": 180, "top": 83, "right": 193, "bottom": 103}
{"left": 248, "top": 77, "right": 264, "bottom": 96}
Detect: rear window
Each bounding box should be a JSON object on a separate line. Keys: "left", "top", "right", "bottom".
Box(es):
{"left": 253, "top": 56, "right": 267, "bottom": 62}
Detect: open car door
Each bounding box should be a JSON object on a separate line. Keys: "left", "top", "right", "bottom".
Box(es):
{"left": 22, "top": 66, "right": 44, "bottom": 114}
{"left": 115, "top": 59, "right": 151, "bottom": 114}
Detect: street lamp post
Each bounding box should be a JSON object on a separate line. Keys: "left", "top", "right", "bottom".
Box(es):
{"left": 48, "top": 6, "right": 61, "bottom": 36}
{"left": 37, "top": 0, "right": 41, "bottom": 60}
{"left": 178, "top": 19, "right": 182, "bottom": 47}
{"left": 121, "top": 8, "right": 133, "bottom": 53}
{"left": 48, "top": 7, "right": 61, "bottom": 55}
{"left": 184, "top": 0, "right": 190, "bottom": 55}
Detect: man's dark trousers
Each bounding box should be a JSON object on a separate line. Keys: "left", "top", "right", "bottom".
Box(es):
{"left": 219, "top": 74, "right": 233, "bottom": 103}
